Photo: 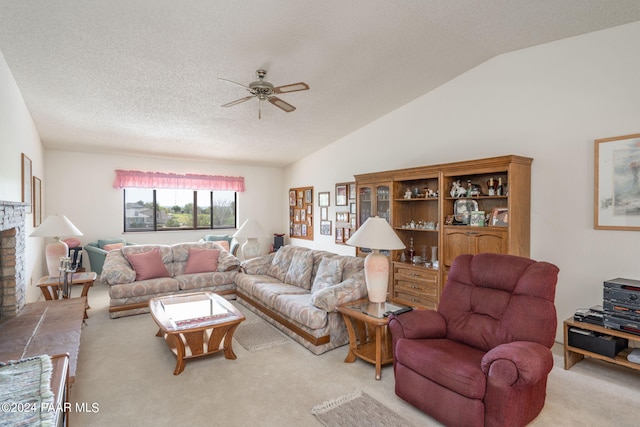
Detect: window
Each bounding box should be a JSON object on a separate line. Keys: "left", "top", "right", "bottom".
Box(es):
{"left": 124, "top": 188, "right": 236, "bottom": 232}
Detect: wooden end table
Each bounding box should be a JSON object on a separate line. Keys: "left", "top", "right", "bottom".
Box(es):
{"left": 36, "top": 271, "right": 97, "bottom": 318}
{"left": 149, "top": 292, "right": 245, "bottom": 375}
{"left": 337, "top": 298, "right": 409, "bottom": 380}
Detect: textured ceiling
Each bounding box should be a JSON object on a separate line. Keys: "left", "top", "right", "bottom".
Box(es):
{"left": 1, "top": 1, "right": 639, "bottom": 167}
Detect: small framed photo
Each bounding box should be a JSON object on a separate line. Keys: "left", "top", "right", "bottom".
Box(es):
{"left": 318, "top": 191, "right": 330, "bottom": 207}
{"left": 320, "top": 220, "right": 332, "bottom": 235}
{"left": 350, "top": 202, "right": 357, "bottom": 214}
{"left": 294, "top": 210, "right": 301, "bottom": 222}
{"left": 305, "top": 189, "right": 312, "bottom": 203}
{"left": 350, "top": 217, "right": 356, "bottom": 229}
{"left": 301, "top": 209, "right": 306, "bottom": 222}
{"left": 335, "top": 227, "right": 344, "bottom": 243}
{"left": 321, "top": 207, "right": 328, "bottom": 221}
{"left": 301, "top": 224, "right": 307, "bottom": 236}
{"left": 469, "top": 211, "right": 485, "bottom": 227}
{"left": 344, "top": 228, "right": 351, "bottom": 240}
{"left": 491, "top": 207, "right": 509, "bottom": 226}
{"left": 307, "top": 205, "right": 312, "bottom": 215}
{"left": 21, "top": 153, "right": 32, "bottom": 213}
{"left": 33, "top": 176, "right": 42, "bottom": 227}
{"left": 349, "top": 183, "right": 356, "bottom": 200}
{"left": 335, "top": 184, "right": 348, "bottom": 206}
{"left": 289, "top": 190, "right": 296, "bottom": 206}
{"left": 336, "top": 212, "right": 349, "bottom": 222}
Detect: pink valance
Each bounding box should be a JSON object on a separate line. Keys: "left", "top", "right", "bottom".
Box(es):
{"left": 113, "top": 170, "right": 245, "bottom": 192}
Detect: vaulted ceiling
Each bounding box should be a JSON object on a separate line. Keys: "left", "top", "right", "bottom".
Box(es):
{"left": 1, "top": 1, "right": 639, "bottom": 167}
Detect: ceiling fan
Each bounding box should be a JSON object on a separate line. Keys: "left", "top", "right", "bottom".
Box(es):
{"left": 219, "top": 69, "right": 309, "bottom": 119}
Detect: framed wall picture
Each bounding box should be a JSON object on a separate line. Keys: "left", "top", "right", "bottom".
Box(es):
{"left": 321, "top": 207, "right": 328, "bottom": 221}
{"left": 335, "top": 183, "right": 348, "bottom": 206}
{"left": 349, "top": 182, "right": 356, "bottom": 200}
{"left": 33, "top": 176, "right": 42, "bottom": 226}
{"left": 320, "top": 220, "right": 332, "bottom": 235}
{"left": 21, "top": 153, "right": 32, "bottom": 213}
{"left": 335, "top": 227, "right": 344, "bottom": 243}
{"left": 289, "top": 186, "right": 314, "bottom": 240}
{"left": 595, "top": 133, "right": 640, "bottom": 230}
{"left": 318, "top": 192, "right": 330, "bottom": 207}
{"left": 289, "top": 190, "right": 296, "bottom": 206}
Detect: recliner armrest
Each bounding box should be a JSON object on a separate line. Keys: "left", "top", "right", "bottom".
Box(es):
{"left": 388, "top": 309, "right": 447, "bottom": 340}
{"left": 481, "top": 341, "right": 553, "bottom": 387}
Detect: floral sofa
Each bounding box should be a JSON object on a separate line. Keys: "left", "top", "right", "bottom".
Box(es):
{"left": 101, "top": 241, "right": 240, "bottom": 318}
{"left": 235, "top": 245, "right": 367, "bottom": 355}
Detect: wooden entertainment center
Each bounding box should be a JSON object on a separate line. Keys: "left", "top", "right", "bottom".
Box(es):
{"left": 354, "top": 155, "right": 532, "bottom": 309}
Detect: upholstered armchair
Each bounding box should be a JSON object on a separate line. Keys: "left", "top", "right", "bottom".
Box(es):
{"left": 389, "top": 253, "right": 559, "bottom": 427}
{"left": 201, "top": 234, "right": 239, "bottom": 256}
{"left": 85, "top": 238, "right": 137, "bottom": 275}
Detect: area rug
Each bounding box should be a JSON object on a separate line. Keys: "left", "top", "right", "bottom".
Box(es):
{"left": 311, "top": 389, "right": 415, "bottom": 427}
{"left": 233, "top": 319, "right": 291, "bottom": 352}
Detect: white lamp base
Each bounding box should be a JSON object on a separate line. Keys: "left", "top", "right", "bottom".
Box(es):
{"left": 241, "top": 238, "right": 261, "bottom": 260}
{"left": 45, "top": 239, "right": 68, "bottom": 277}
{"left": 364, "top": 250, "right": 389, "bottom": 303}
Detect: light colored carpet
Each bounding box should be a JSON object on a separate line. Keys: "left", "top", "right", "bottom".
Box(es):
{"left": 233, "top": 318, "right": 291, "bottom": 352}
{"left": 70, "top": 282, "right": 640, "bottom": 426}
{"left": 312, "top": 389, "right": 415, "bottom": 427}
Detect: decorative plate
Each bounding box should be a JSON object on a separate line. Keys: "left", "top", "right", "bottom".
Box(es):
{"left": 453, "top": 199, "right": 479, "bottom": 224}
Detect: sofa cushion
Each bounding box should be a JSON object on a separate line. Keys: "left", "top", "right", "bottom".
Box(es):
{"left": 184, "top": 248, "right": 220, "bottom": 274}
{"left": 203, "top": 234, "right": 231, "bottom": 251}
{"left": 109, "top": 277, "right": 179, "bottom": 299}
{"left": 267, "top": 246, "right": 295, "bottom": 281}
{"left": 311, "top": 257, "right": 346, "bottom": 293}
{"left": 98, "top": 238, "right": 126, "bottom": 249}
{"left": 103, "top": 242, "right": 124, "bottom": 251}
{"left": 124, "top": 248, "right": 171, "bottom": 281}
{"left": 273, "top": 294, "right": 328, "bottom": 330}
{"left": 284, "top": 249, "right": 314, "bottom": 289}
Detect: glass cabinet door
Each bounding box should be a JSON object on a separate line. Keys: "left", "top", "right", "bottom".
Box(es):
{"left": 359, "top": 186, "right": 372, "bottom": 226}
{"left": 376, "top": 185, "right": 390, "bottom": 221}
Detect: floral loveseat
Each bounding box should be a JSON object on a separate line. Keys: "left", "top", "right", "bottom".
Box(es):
{"left": 235, "top": 245, "right": 367, "bottom": 355}
{"left": 101, "top": 241, "right": 240, "bottom": 318}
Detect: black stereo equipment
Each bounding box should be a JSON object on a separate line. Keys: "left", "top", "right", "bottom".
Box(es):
{"left": 603, "top": 278, "right": 640, "bottom": 336}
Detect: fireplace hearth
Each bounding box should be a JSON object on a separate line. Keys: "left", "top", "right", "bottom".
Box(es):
{"left": 0, "top": 201, "right": 28, "bottom": 320}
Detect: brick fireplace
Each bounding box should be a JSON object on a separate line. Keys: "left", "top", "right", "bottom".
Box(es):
{"left": 0, "top": 201, "right": 28, "bottom": 320}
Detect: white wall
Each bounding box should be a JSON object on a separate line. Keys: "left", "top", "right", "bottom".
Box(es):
{"left": 285, "top": 22, "right": 640, "bottom": 341}
{"left": 44, "top": 150, "right": 285, "bottom": 263}
{"left": 0, "top": 51, "right": 46, "bottom": 302}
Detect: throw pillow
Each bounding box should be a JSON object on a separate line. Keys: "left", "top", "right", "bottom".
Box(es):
{"left": 311, "top": 257, "right": 346, "bottom": 293}
{"left": 284, "top": 250, "right": 314, "bottom": 290}
{"left": 184, "top": 248, "right": 220, "bottom": 274}
{"left": 98, "top": 238, "right": 126, "bottom": 249}
{"left": 102, "top": 242, "right": 125, "bottom": 252}
{"left": 124, "top": 248, "right": 170, "bottom": 281}
{"left": 267, "top": 246, "right": 294, "bottom": 282}
{"left": 63, "top": 238, "right": 81, "bottom": 248}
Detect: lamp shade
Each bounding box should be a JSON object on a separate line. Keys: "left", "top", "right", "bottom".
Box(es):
{"left": 233, "top": 218, "right": 266, "bottom": 239}
{"left": 346, "top": 216, "right": 405, "bottom": 250}
{"left": 30, "top": 214, "right": 83, "bottom": 238}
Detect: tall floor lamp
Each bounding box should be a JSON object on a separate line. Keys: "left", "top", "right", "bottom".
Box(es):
{"left": 233, "top": 218, "right": 266, "bottom": 259}
{"left": 346, "top": 216, "right": 405, "bottom": 303}
{"left": 29, "top": 214, "right": 83, "bottom": 277}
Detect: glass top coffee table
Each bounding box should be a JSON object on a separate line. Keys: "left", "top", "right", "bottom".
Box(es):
{"left": 149, "top": 292, "right": 245, "bottom": 375}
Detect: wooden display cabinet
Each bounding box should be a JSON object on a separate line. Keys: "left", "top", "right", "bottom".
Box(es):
{"left": 354, "top": 155, "right": 531, "bottom": 308}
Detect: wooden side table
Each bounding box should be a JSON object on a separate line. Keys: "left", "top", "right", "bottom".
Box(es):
{"left": 37, "top": 271, "right": 97, "bottom": 318}
{"left": 337, "top": 298, "right": 409, "bottom": 380}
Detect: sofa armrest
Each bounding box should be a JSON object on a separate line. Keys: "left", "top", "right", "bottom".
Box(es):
{"left": 388, "top": 309, "right": 447, "bottom": 341}
{"left": 100, "top": 250, "right": 136, "bottom": 285}
{"left": 84, "top": 244, "right": 108, "bottom": 275}
{"left": 481, "top": 341, "right": 553, "bottom": 387}
{"left": 217, "top": 250, "right": 241, "bottom": 272}
{"left": 240, "top": 253, "right": 276, "bottom": 275}
{"left": 310, "top": 271, "right": 367, "bottom": 312}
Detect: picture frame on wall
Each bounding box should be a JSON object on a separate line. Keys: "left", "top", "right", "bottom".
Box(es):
{"left": 595, "top": 133, "right": 640, "bottom": 230}
{"left": 21, "top": 153, "right": 32, "bottom": 213}
{"left": 289, "top": 190, "right": 296, "bottom": 206}
{"left": 305, "top": 189, "right": 312, "bottom": 203}
{"left": 33, "top": 176, "right": 42, "bottom": 227}
{"left": 335, "top": 227, "right": 343, "bottom": 242}
{"left": 321, "top": 207, "right": 328, "bottom": 221}
{"left": 349, "top": 183, "right": 356, "bottom": 200}
{"left": 318, "top": 192, "right": 330, "bottom": 207}
{"left": 320, "top": 220, "right": 332, "bottom": 235}
{"left": 335, "top": 184, "right": 348, "bottom": 206}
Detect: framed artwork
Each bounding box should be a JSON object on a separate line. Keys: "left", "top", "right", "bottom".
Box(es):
{"left": 320, "top": 220, "right": 332, "bottom": 235}
{"left": 335, "top": 227, "right": 344, "bottom": 243}
{"left": 469, "top": 210, "right": 485, "bottom": 227}
{"left": 595, "top": 133, "right": 640, "bottom": 230}
{"left": 321, "top": 207, "right": 328, "bottom": 221}
{"left": 491, "top": 207, "right": 509, "bottom": 226}
{"left": 350, "top": 202, "right": 357, "bottom": 214}
{"left": 349, "top": 182, "right": 356, "bottom": 200}
{"left": 336, "top": 212, "right": 349, "bottom": 222}
{"left": 335, "top": 184, "right": 348, "bottom": 206}
{"left": 289, "top": 186, "right": 314, "bottom": 240}
{"left": 318, "top": 192, "right": 330, "bottom": 207}
{"left": 33, "top": 176, "right": 42, "bottom": 226}
{"left": 21, "top": 153, "right": 32, "bottom": 213}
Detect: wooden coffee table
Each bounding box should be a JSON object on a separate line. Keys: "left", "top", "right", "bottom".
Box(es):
{"left": 337, "top": 298, "right": 410, "bottom": 380}
{"left": 149, "top": 292, "right": 245, "bottom": 375}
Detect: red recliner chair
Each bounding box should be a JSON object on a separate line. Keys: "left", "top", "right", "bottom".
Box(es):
{"left": 389, "top": 253, "right": 559, "bottom": 427}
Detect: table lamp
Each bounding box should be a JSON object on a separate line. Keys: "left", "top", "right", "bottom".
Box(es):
{"left": 233, "top": 218, "right": 266, "bottom": 259}
{"left": 29, "top": 214, "right": 83, "bottom": 277}
{"left": 346, "top": 216, "right": 405, "bottom": 303}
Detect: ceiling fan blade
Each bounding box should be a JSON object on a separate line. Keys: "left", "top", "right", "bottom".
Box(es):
{"left": 273, "top": 82, "right": 309, "bottom": 94}
{"left": 221, "top": 96, "right": 254, "bottom": 108}
{"left": 268, "top": 96, "right": 296, "bottom": 112}
{"left": 218, "top": 77, "right": 251, "bottom": 90}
